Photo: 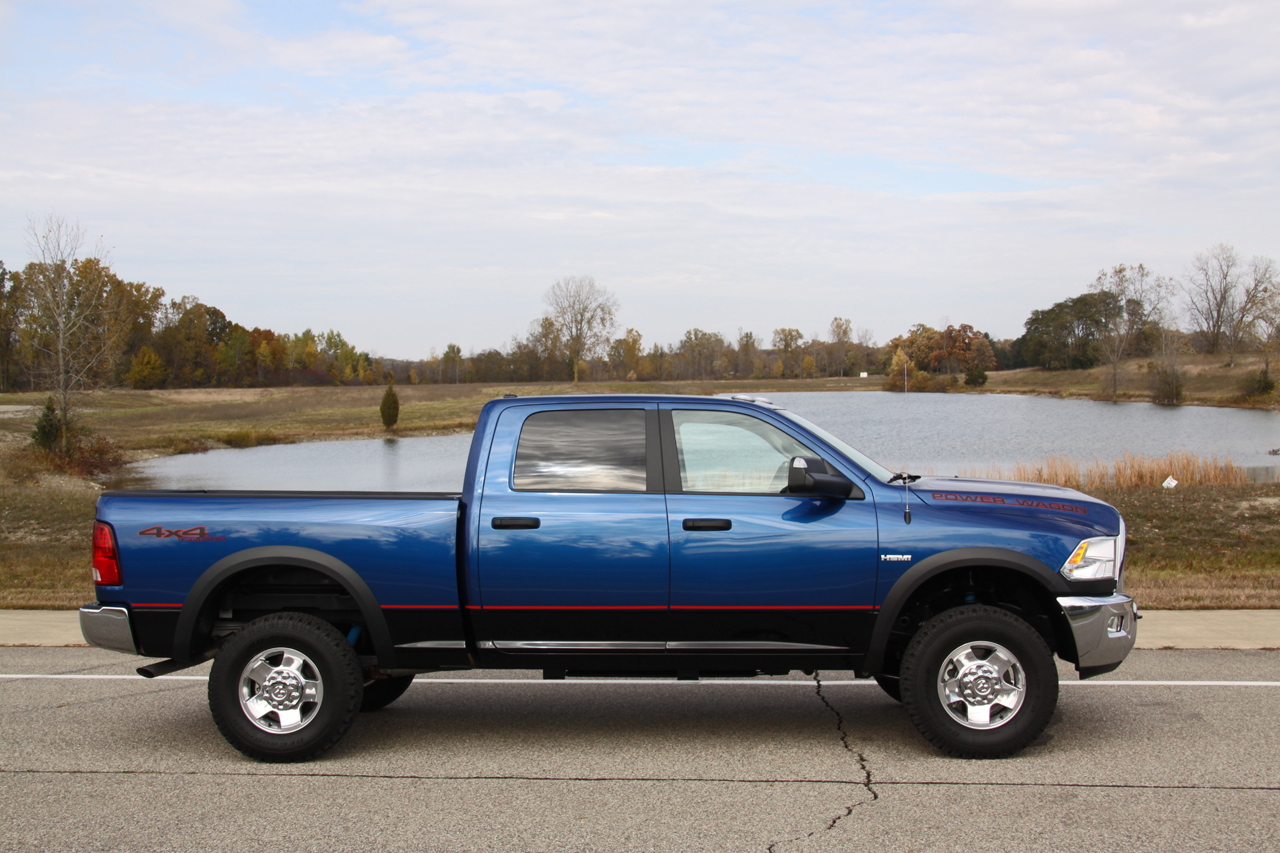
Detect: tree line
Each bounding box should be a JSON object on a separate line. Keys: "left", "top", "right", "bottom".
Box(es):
{"left": 2, "top": 217, "right": 1276, "bottom": 432}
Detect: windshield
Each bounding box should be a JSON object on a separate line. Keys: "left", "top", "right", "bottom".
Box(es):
{"left": 777, "top": 411, "right": 896, "bottom": 483}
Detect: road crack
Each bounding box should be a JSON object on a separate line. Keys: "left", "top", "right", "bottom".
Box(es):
{"left": 766, "top": 671, "right": 878, "bottom": 852}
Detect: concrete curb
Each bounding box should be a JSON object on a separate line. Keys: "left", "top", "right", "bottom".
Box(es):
{"left": 2, "top": 609, "right": 1278, "bottom": 650}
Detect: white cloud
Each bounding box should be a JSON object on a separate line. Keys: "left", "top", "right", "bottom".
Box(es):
{"left": 0, "top": 1, "right": 1277, "bottom": 356}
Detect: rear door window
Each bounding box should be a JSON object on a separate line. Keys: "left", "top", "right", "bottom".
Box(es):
{"left": 513, "top": 409, "right": 649, "bottom": 493}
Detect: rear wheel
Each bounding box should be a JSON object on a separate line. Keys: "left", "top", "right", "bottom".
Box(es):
{"left": 899, "top": 605, "right": 1057, "bottom": 758}
{"left": 209, "top": 612, "right": 363, "bottom": 762}
{"left": 361, "top": 674, "right": 415, "bottom": 712}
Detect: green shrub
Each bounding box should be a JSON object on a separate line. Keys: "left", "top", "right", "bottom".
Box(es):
{"left": 964, "top": 366, "right": 988, "bottom": 386}
{"left": 31, "top": 398, "right": 62, "bottom": 451}
{"left": 380, "top": 383, "right": 400, "bottom": 430}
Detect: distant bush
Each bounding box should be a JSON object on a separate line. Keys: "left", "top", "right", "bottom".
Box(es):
{"left": 964, "top": 366, "right": 988, "bottom": 386}
{"left": 220, "top": 429, "right": 290, "bottom": 448}
{"left": 1151, "top": 368, "right": 1184, "bottom": 405}
{"left": 380, "top": 384, "right": 400, "bottom": 430}
{"left": 1239, "top": 369, "right": 1276, "bottom": 399}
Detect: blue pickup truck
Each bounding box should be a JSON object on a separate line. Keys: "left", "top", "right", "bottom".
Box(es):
{"left": 80, "top": 393, "right": 1136, "bottom": 761}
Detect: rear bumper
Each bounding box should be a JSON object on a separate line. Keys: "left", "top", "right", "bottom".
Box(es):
{"left": 1057, "top": 593, "right": 1137, "bottom": 671}
{"left": 79, "top": 603, "right": 138, "bottom": 655}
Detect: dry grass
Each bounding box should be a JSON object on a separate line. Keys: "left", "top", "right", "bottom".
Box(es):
{"left": 959, "top": 450, "right": 1247, "bottom": 490}
{"left": 1093, "top": 483, "right": 1280, "bottom": 609}
{"left": 0, "top": 480, "right": 98, "bottom": 609}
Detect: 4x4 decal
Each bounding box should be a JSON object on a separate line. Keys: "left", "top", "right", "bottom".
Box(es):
{"left": 138, "top": 526, "right": 225, "bottom": 542}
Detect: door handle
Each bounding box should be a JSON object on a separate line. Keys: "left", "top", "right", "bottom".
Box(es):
{"left": 683, "top": 518, "right": 732, "bottom": 531}
{"left": 492, "top": 517, "right": 541, "bottom": 530}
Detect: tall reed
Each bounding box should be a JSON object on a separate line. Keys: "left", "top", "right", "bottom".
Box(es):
{"left": 957, "top": 451, "right": 1247, "bottom": 489}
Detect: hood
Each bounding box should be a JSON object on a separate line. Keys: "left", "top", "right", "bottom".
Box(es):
{"left": 910, "top": 476, "right": 1120, "bottom": 535}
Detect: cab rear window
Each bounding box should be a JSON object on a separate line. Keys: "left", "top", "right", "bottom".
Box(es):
{"left": 513, "top": 409, "right": 648, "bottom": 492}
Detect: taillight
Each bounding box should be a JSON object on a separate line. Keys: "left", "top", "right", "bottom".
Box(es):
{"left": 92, "top": 521, "right": 122, "bottom": 585}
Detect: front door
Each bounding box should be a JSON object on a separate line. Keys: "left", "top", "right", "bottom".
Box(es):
{"left": 661, "top": 405, "right": 879, "bottom": 659}
{"left": 475, "top": 404, "right": 669, "bottom": 652}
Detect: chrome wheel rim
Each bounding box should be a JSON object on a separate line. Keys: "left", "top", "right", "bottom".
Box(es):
{"left": 238, "top": 647, "right": 324, "bottom": 734}
{"left": 936, "top": 640, "right": 1026, "bottom": 730}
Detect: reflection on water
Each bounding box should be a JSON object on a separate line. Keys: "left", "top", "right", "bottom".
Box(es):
{"left": 104, "top": 393, "right": 1280, "bottom": 492}
{"left": 105, "top": 433, "right": 474, "bottom": 492}
{"left": 767, "top": 392, "right": 1280, "bottom": 478}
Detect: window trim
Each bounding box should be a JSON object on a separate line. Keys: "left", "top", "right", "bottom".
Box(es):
{"left": 509, "top": 406, "right": 663, "bottom": 495}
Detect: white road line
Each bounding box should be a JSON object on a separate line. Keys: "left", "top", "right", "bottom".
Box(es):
{"left": 3, "top": 674, "right": 1280, "bottom": 686}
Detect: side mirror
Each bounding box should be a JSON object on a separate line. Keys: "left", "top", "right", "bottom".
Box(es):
{"left": 787, "top": 456, "right": 859, "bottom": 499}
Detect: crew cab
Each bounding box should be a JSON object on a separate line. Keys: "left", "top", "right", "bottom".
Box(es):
{"left": 80, "top": 394, "right": 1137, "bottom": 761}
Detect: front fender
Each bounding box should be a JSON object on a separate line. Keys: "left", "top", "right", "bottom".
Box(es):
{"left": 863, "top": 547, "right": 1069, "bottom": 675}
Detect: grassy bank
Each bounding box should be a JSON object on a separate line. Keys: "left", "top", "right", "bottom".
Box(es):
{"left": 981, "top": 351, "right": 1277, "bottom": 407}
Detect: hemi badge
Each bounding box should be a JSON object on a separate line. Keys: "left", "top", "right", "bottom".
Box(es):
{"left": 881, "top": 555, "right": 912, "bottom": 562}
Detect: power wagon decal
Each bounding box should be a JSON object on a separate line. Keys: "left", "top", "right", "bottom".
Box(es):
{"left": 930, "top": 492, "right": 1088, "bottom": 515}
{"left": 138, "top": 526, "right": 226, "bottom": 542}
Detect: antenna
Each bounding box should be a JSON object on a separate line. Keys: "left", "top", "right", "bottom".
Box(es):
{"left": 902, "top": 353, "right": 911, "bottom": 524}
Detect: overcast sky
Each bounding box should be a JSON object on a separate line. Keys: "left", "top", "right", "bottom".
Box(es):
{"left": 2, "top": 1, "right": 1277, "bottom": 359}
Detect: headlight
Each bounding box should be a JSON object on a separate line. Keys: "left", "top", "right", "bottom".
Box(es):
{"left": 1060, "top": 536, "right": 1119, "bottom": 581}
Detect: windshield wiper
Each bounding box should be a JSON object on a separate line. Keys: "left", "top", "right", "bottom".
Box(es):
{"left": 888, "top": 472, "right": 921, "bottom": 484}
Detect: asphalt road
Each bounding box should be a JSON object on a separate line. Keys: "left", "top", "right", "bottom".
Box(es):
{"left": 1, "top": 648, "right": 1277, "bottom": 853}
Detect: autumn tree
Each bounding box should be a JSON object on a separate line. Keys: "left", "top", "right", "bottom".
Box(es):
{"left": 771, "top": 328, "right": 803, "bottom": 376}
{"left": 1088, "top": 264, "right": 1166, "bottom": 400}
{"left": 544, "top": 276, "right": 618, "bottom": 384}
{"left": 125, "top": 345, "right": 167, "bottom": 389}
{"left": 828, "top": 317, "right": 852, "bottom": 376}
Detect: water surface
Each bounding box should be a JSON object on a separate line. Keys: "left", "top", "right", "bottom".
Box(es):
{"left": 105, "top": 393, "right": 1279, "bottom": 491}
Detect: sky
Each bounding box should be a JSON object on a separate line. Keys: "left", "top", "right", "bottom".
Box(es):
{"left": 1, "top": 1, "right": 1277, "bottom": 360}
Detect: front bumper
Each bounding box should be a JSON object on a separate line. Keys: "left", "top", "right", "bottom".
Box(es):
{"left": 79, "top": 602, "right": 137, "bottom": 655}
{"left": 1057, "top": 593, "right": 1136, "bottom": 673}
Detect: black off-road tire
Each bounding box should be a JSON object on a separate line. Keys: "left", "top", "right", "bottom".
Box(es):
{"left": 360, "top": 674, "right": 415, "bottom": 712}
{"left": 899, "top": 605, "right": 1058, "bottom": 759}
{"left": 209, "top": 612, "right": 363, "bottom": 762}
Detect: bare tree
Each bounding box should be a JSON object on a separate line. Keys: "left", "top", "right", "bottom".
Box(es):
{"left": 544, "top": 276, "right": 618, "bottom": 384}
{"left": 1147, "top": 274, "right": 1183, "bottom": 404}
{"left": 18, "top": 215, "right": 122, "bottom": 455}
{"left": 1183, "top": 244, "right": 1243, "bottom": 357}
{"left": 1224, "top": 255, "right": 1277, "bottom": 367}
{"left": 1091, "top": 263, "right": 1160, "bottom": 401}
{"left": 1251, "top": 257, "right": 1280, "bottom": 379}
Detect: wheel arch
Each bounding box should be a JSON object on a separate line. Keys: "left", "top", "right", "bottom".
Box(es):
{"left": 172, "top": 546, "right": 395, "bottom": 666}
{"left": 864, "top": 547, "right": 1075, "bottom": 676}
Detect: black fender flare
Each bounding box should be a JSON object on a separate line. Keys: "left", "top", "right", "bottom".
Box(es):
{"left": 172, "top": 546, "right": 396, "bottom": 666}
{"left": 864, "top": 547, "right": 1069, "bottom": 675}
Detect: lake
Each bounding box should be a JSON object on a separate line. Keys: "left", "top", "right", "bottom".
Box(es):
{"left": 104, "top": 392, "right": 1280, "bottom": 492}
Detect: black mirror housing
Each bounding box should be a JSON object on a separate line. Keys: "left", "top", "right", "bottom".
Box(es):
{"left": 787, "top": 456, "right": 858, "bottom": 499}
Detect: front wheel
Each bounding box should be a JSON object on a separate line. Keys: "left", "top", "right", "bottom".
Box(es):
{"left": 209, "top": 612, "right": 363, "bottom": 762}
{"left": 899, "top": 605, "right": 1058, "bottom": 758}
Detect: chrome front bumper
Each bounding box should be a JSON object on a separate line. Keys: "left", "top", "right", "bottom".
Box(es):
{"left": 79, "top": 603, "right": 138, "bottom": 655}
{"left": 1057, "top": 593, "right": 1136, "bottom": 671}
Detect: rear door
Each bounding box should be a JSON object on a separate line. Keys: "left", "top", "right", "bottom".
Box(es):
{"left": 661, "top": 405, "right": 879, "bottom": 657}
{"left": 474, "top": 403, "right": 669, "bottom": 652}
